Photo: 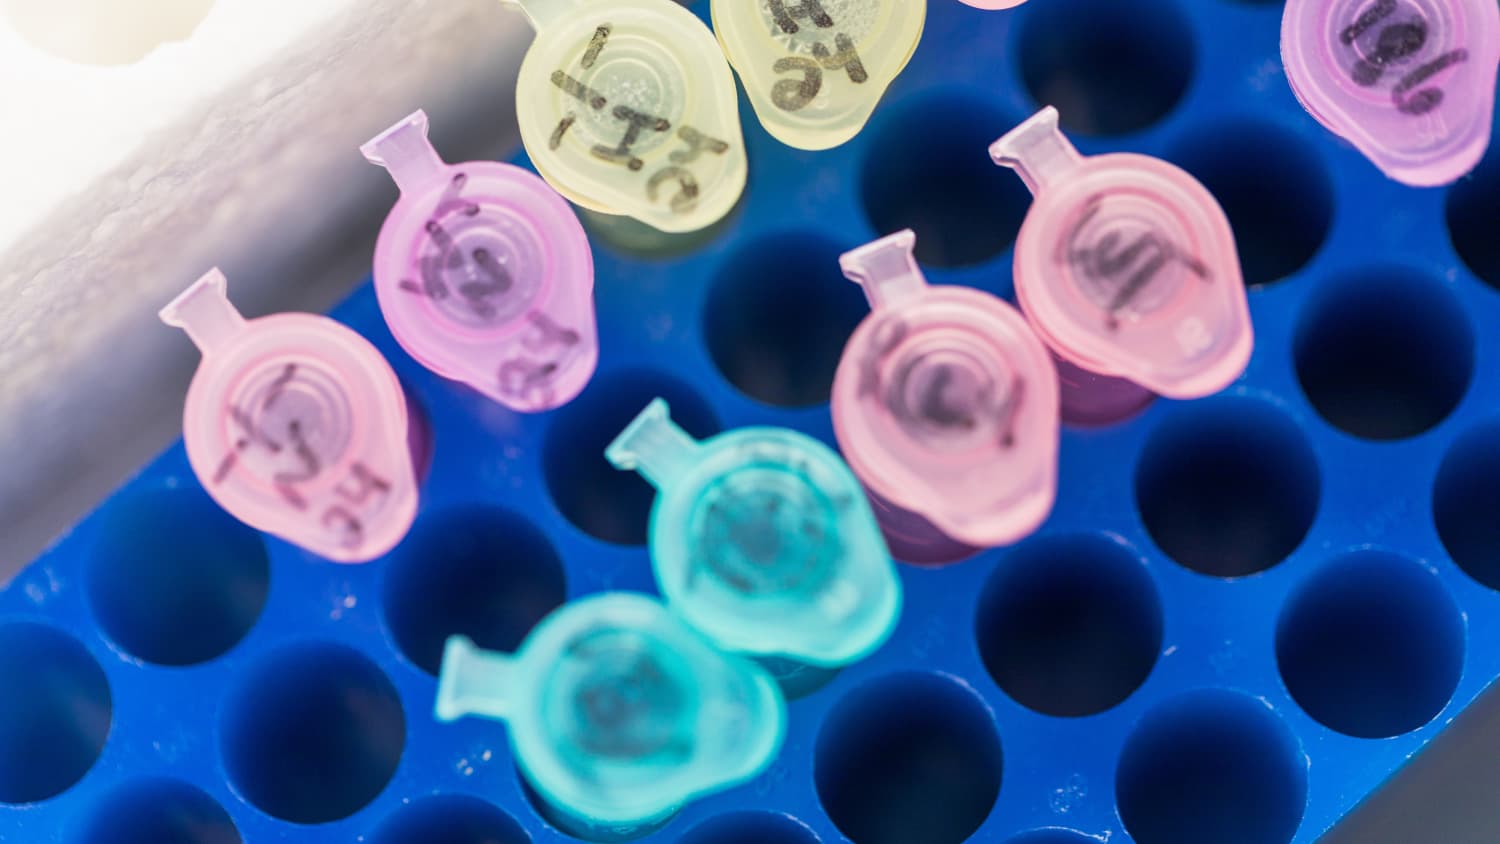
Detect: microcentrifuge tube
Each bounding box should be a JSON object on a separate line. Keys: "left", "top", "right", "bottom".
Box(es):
{"left": 956, "top": 0, "right": 1028, "bottom": 8}
{"left": 160, "top": 269, "right": 419, "bottom": 562}
{"left": 711, "top": 0, "right": 926, "bottom": 150}
{"left": 1282, "top": 0, "right": 1499, "bottom": 186}
{"left": 833, "top": 229, "right": 1059, "bottom": 565}
{"left": 436, "top": 592, "right": 785, "bottom": 841}
{"left": 606, "top": 399, "right": 902, "bottom": 669}
{"left": 501, "top": 0, "right": 747, "bottom": 233}
{"left": 364, "top": 109, "right": 598, "bottom": 413}
{"left": 991, "top": 106, "right": 1254, "bottom": 426}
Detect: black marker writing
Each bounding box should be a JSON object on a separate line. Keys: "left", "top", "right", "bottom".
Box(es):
{"left": 335, "top": 461, "right": 391, "bottom": 506}
{"left": 1340, "top": 0, "right": 1396, "bottom": 44}
{"left": 322, "top": 507, "right": 363, "bottom": 548}
{"left": 582, "top": 25, "right": 610, "bottom": 69}
{"left": 217, "top": 368, "right": 393, "bottom": 548}
{"left": 1061, "top": 196, "right": 1208, "bottom": 331}
{"left": 1341, "top": 0, "right": 1469, "bottom": 116}
{"left": 547, "top": 21, "right": 735, "bottom": 215}
{"left": 671, "top": 126, "right": 731, "bottom": 165}
{"left": 763, "top": 0, "right": 867, "bottom": 113}
{"left": 592, "top": 106, "right": 672, "bottom": 172}
{"left": 888, "top": 359, "right": 1025, "bottom": 449}
{"left": 917, "top": 366, "right": 977, "bottom": 431}
{"left": 768, "top": 0, "right": 834, "bottom": 34}
{"left": 323, "top": 462, "right": 391, "bottom": 548}
{"left": 273, "top": 420, "right": 321, "bottom": 509}
{"left": 552, "top": 70, "right": 608, "bottom": 111}
{"left": 1394, "top": 48, "right": 1469, "bottom": 115}
{"left": 263, "top": 363, "right": 297, "bottom": 409}
{"left": 813, "top": 33, "right": 869, "bottom": 84}
{"left": 550, "top": 21, "right": 678, "bottom": 173}
{"left": 858, "top": 318, "right": 908, "bottom": 398}
{"left": 498, "top": 312, "right": 583, "bottom": 404}
{"left": 1352, "top": 17, "right": 1428, "bottom": 86}
{"left": 550, "top": 26, "right": 612, "bottom": 155}
{"left": 432, "top": 174, "right": 481, "bottom": 220}
{"left": 643, "top": 127, "right": 732, "bottom": 212}
{"left": 401, "top": 185, "right": 519, "bottom": 319}
{"left": 462, "top": 248, "right": 514, "bottom": 308}
{"left": 526, "top": 311, "right": 580, "bottom": 350}
{"left": 549, "top": 114, "right": 577, "bottom": 150}
{"left": 410, "top": 225, "right": 467, "bottom": 306}
{"left": 646, "top": 166, "right": 699, "bottom": 213}
{"left": 414, "top": 220, "right": 459, "bottom": 302}
{"left": 772, "top": 57, "right": 822, "bottom": 111}
{"left": 216, "top": 365, "right": 300, "bottom": 484}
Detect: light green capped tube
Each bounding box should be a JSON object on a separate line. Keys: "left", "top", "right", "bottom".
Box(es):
{"left": 436, "top": 592, "right": 785, "bottom": 842}
{"left": 607, "top": 398, "right": 903, "bottom": 678}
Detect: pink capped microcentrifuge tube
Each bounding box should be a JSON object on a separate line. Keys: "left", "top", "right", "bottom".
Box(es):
{"left": 991, "top": 106, "right": 1254, "bottom": 427}
{"left": 364, "top": 110, "right": 598, "bottom": 413}
{"left": 957, "top": 0, "right": 1029, "bottom": 8}
{"left": 1283, "top": 0, "right": 1500, "bottom": 186}
{"left": 161, "top": 269, "right": 420, "bottom": 563}
{"left": 832, "top": 230, "right": 1060, "bottom": 565}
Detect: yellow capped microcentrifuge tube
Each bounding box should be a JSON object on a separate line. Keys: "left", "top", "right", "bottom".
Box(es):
{"left": 502, "top": 0, "right": 748, "bottom": 233}
{"left": 712, "top": 0, "right": 926, "bottom": 150}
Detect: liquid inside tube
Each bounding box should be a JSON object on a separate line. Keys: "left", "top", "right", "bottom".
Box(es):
{"left": 434, "top": 594, "right": 787, "bottom": 842}
{"left": 833, "top": 229, "right": 1060, "bottom": 558}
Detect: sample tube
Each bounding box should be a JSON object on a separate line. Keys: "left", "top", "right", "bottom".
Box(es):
{"left": 364, "top": 109, "right": 598, "bottom": 413}
{"left": 1282, "top": 0, "right": 1499, "bottom": 186}
{"left": 606, "top": 399, "right": 902, "bottom": 685}
{"left": 501, "top": 0, "right": 748, "bottom": 232}
{"left": 991, "top": 106, "right": 1254, "bottom": 426}
{"left": 436, "top": 592, "right": 786, "bottom": 841}
{"left": 160, "top": 269, "right": 419, "bottom": 562}
{"left": 832, "top": 229, "right": 1059, "bottom": 565}
{"left": 711, "top": 0, "right": 926, "bottom": 150}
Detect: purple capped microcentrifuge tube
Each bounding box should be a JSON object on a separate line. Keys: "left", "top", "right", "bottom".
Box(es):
{"left": 364, "top": 110, "right": 598, "bottom": 413}
{"left": 1283, "top": 0, "right": 1500, "bottom": 186}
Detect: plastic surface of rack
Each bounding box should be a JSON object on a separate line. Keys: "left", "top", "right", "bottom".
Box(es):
{"left": 5, "top": 1, "right": 1500, "bottom": 843}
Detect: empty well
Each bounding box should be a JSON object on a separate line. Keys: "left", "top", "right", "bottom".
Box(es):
{"left": 1277, "top": 550, "right": 1464, "bottom": 738}
{"left": 370, "top": 794, "right": 530, "bottom": 844}
{"left": 86, "top": 486, "right": 269, "bottom": 666}
{"left": 1434, "top": 419, "right": 1500, "bottom": 590}
{"left": 975, "top": 533, "right": 1162, "bottom": 717}
{"left": 1295, "top": 268, "right": 1473, "bottom": 441}
{"left": 703, "top": 232, "right": 867, "bottom": 407}
{"left": 74, "top": 778, "right": 240, "bottom": 844}
{"left": 1017, "top": 0, "right": 1195, "bottom": 135}
{"left": 815, "top": 672, "right": 1002, "bottom": 844}
{"left": 1168, "top": 119, "right": 1333, "bottom": 287}
{"left": 1447, "top": 143, "right": 1500, "bottom": 291}
{"left": 543, "top": 370, "right": 720, "bottom": 545}
{"left": 383, "top": 505, "right": 566, "bottom": 676}
{"left": 0, "top": 623, "right": 111, "bottom": 805}
{"left": 677, "top": 811, "right": 821, "bottom": 844}
{"left": 220, "top": 642, "right": 404, "bottom": 824}
{"left": 1116, "top": 689, "right": 1307, "bottom": 844}
{"left": 1136, "top": 397, "right": 1320, "bottom": 577}
{"left": 860, "top": 92, "right": 1031, "bottom": 268}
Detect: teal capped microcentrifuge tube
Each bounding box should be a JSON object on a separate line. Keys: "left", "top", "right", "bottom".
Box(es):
{"left": 606, "top": 399, "right": 902, "bottom": 673}
{"left": 436, "top": 592, "right": 785, "bottom": 841}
